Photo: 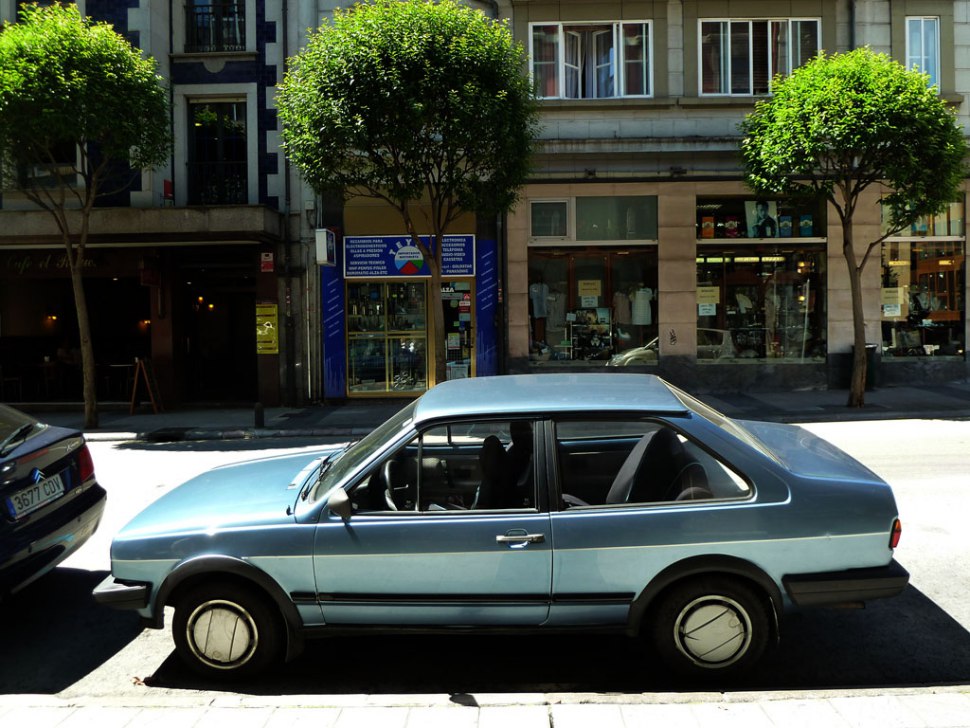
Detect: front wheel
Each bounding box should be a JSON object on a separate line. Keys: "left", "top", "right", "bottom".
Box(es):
{"left": 650, "top": 577, "right": 770, "bottom": 679}
{"left": 172, "top": 581, "right": 284, "bottom": 679}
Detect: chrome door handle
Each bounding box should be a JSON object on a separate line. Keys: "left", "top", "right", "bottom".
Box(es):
{"left": 496, "top": 533, "right": 545, "bottom": 544}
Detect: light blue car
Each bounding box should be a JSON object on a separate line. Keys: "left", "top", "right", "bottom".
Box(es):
{"left": 93, "top": 373, "right": 907, "bottom": 680}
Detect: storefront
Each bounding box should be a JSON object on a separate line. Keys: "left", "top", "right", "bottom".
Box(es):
{"left": 525, "top": 195, "right": 659, "bottom": 367}
{"left": 880, "top": 200, "right": 966, "bottom": 371}
{"left": 695, "top": 196, "right": 828, "bottom": 364}
{"left": 320, "top": 233, "right": 500, "bottom": 398}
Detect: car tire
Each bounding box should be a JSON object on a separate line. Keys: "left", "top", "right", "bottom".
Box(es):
{"left": 650, "top": 576, "right": 770, "bottom": 679}
{"left": 172, "top": 581, "right": 284, "bottom": 679}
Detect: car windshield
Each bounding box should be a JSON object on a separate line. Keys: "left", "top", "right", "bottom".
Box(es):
{"left": 664, "top": 380, "right": 780, "bottom": 464}
{"left": 308, "top": 400, "right": 417, "bottom": 502}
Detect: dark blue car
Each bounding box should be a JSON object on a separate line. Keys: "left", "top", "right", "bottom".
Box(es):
{"left": 1, "top": 403, "right": 106, "bottom": 597}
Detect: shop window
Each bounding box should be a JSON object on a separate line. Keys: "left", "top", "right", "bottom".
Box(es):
{"left": 696, "top": 198, "right": 823, "bottom": 240}
{"left": 185, "top": 1, "right": 246, "bottom": 53}
{"left": 881, "top": 241, "right": 965, "bottom": 358}
{"left": 696, "top": 247, "right": 827, "bottom": 362}
{"left": 531, "top": 200, "right": 569, "bottom": 238}
{"left": 531, "top": 21, "right": 652, "bottom": 100}
{"left": 347, "top": 282, "right": 428, "bottom": 394}
{"left": 881, "top": 199, "right": 963, "bottom": 238}
{"left": 906, "top": 17, "right": 940, "bottom": 90}
{"left": 700, "top": 18, "right": 819, "bottom": 95}
{"left": 532, "top": 196, "right": 658, "bottom": 242}
{"left": 528, "top": 248, "right": 658, "bottom": 365}
{"left": 187, "top": 101, "right": 247, "bottom": 205}
{"left": 577, "top": 197, "right": 658, "bottom": 241}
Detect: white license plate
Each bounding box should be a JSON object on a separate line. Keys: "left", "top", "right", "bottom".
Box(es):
{"left": 7, "top": 473, "right": 65, "bottom": 519}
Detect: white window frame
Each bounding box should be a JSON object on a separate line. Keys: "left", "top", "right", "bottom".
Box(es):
{"left": 698, "top": 18, "right": 820, "bottom": 96}
{"left": 530, "top": 21, "right": 653, "bottom": 100}
{"left": 173, "top": 84, "right": 258, "bottom": 206}
{"left": 906, "top": 16, "right": 940, "bottom": 91}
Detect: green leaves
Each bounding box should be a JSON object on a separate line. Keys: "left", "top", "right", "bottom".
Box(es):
{"left": 739, "top": 48, "right": 967, "bottom": 231}
{"left": 278, "top": 0, "right": 539, "bottom": 220}
{"left": 0, "top": 3, "right": 170, "bottom": 191}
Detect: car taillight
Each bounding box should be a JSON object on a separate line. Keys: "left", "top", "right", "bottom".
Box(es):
{"left": 889, "top": 518, "right": 902, "bottom": 549}
{"left": 78, "top": 444, "right": 96, "bottom": 482}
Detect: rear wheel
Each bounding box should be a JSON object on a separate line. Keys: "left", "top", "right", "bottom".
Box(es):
{"left": 172, "top": 581, "right": 283, "bottom": 679}
{"left": 650, "top": 576, "right": 770, "bottom": 679}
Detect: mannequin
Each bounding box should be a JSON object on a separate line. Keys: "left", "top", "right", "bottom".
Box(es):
{"left": 529, "top": 276, "right": 549, "bottom": 344}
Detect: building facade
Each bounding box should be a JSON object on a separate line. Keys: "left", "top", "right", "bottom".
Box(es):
{"left": 0, "top": 1, "right": 967, "bottom": 408}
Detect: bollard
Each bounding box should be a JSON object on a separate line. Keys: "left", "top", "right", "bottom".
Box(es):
{"left": 254, "top": 402, "right": 264, "bottom": 428}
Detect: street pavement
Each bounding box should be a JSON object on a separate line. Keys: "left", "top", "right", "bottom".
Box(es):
{"left": 5, "top": 378, "right": 970, "bottom": 726}
{"left": 20, "top": 378, "right": 970, "bottom": 442}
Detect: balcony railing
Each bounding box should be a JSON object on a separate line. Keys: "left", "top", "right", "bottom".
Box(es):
{"left": 187, "top": 161, "right": 247, "bottom": 205}
{"left": 185, "top": 2, "right": 245, "bottom": 53}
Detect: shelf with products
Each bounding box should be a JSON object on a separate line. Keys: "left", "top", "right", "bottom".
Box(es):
{"left": 568, "top": 309, "right": 612, "bottom": 361}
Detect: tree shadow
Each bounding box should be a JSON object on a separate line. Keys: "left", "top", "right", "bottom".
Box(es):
{"left": 145, "top": 585, "right": 970, "bottom": 695}
{"left": 0, "top": 568, "right": 142, "bottom": 694}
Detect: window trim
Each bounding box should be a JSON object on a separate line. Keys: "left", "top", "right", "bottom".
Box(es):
{"left": 529, "top": 20, "right": 654, "bottom": 101}
{"left": 905, "top": 16, "right": 940, "bottom": 91}
{"left": 697, "top": 17, "right": 821, "bottom": 97}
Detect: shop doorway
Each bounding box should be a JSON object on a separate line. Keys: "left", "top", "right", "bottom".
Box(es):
{"left": 176, "top": 251, "right": 257, "bottom": 402}
{"left": 441, "top": 280, "right": 475, "bottom": 381}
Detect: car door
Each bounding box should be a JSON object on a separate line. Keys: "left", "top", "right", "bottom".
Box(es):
{"left": 312, "top": 419, "right": 552, "bottom": 626}
{"left": 546, "top": 417, "right": 762, "bottom": 627}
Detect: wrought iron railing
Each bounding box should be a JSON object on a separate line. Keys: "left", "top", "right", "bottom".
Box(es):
{"left": 187, "top": 161, "right": 247, "bottom": 205}
{"left": 185, "top": 2, "right": 246, "bottom": 53}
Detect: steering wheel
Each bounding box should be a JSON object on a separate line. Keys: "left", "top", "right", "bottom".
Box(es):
{"left": 382, "top": 460, "right": 399, "bottom": 511}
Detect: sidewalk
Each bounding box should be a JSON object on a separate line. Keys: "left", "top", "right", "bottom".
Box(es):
{"left": 1, "top": 687, "right": 969, "bottom": 727}
{"left": 19, "top": 379, "right": 970, "bottom": 442}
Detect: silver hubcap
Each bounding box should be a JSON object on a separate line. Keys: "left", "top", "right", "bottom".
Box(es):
{"left": 673, "top": 595, "right": 752, "bottom": 669}
{"left": 186, "top": 599, "right": 258, "bottom": 670}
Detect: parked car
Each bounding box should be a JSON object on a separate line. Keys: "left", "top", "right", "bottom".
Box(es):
{"left": 94, "top": 373, "right": 907, "bottom": 680}
{"left": 608, "top": 328, "right": 743, "bottom": 365}
{"left": 1, "top": 403, "right": 106, "bottom": 597}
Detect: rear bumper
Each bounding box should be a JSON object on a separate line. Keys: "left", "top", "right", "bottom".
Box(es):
{"left": 783, "top": 559, "right": 909, "bottom": 608}
{"left": 1, "top": 484, "right": 106, "bottom": 595}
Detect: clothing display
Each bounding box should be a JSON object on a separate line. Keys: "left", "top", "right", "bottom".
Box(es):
{"left": 632, "top": 287, "right": 654, "bottom": 326}
{"left": 613, "top": 291, "right": 631, "bottom": 324}
{"left": 529, "top": 282, "right": 549, "bottom": 318}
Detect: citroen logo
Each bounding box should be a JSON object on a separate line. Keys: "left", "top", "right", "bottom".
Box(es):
{"left": 31, "top": 469, "right": 46, "bottom": 484}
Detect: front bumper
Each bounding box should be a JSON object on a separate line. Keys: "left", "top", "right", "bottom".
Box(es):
{"left": 783, "top": 559, "right": 910, "bottom": 608}
{"left": 92, "top": 574, "right": 151, "bottom": 611}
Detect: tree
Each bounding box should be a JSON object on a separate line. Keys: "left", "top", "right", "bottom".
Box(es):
{"left": 739, "top": 47, "right": 967, "bottom": 407}
{"left": 0, "top": 3, "right": 170, "bottom": 427}
{"left": 278, "top": 0, "right": 539, "bottom": 386}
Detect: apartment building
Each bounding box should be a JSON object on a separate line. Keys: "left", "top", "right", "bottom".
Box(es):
{"left": 0, "top": 1, "right": 966, "bottom": 407}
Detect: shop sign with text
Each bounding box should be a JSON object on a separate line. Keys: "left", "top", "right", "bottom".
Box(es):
{"left": 344, "top": 235, "right": 475, "bottom": 278}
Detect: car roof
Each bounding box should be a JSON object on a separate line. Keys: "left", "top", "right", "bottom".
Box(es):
{"left": 412, "top": 373, "right": 688, "bottom": 426}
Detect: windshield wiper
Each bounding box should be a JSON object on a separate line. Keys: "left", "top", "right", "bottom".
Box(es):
{"left": 0, "top": 423, "right": 37, "bottom": 457}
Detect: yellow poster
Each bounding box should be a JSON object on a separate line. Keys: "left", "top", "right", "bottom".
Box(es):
{"left": 697, "top": 285, "right": 720, "bottom": 305}
{"left": 577, "top": 279, "right": 601, "bottom": 297}
{"left": 256, "top": 303, "right": 279, "bottom": 355}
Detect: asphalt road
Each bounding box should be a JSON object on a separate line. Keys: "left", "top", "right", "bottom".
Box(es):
{"left": 1, "top": 420, "right": 967, "bottom": 700}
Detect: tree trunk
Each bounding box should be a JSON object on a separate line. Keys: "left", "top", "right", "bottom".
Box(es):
{"left": 427, "top": 255, "right": 447, "bottom": 387}
{"left": 843, "top": 217, "right": 867, "bottom": 407}
{"left": 69, "top": 262, "right": 99, "bottom": 428}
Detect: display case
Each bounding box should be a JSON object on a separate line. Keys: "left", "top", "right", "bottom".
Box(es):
{"left": 568, "top": 309, "right": 612, "bottom": 361}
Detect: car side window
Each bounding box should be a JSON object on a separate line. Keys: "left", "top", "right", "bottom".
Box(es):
{"left": 349, "top": 420, "right": 538, "bottom": 514}
{"left": 554, "top": 420, "right": 751, "bottom": 508}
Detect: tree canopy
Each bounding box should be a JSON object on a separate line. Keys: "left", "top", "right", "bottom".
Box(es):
{"left": 278, "top": 0, "right": 538, "bottom": 226}
{"left": 0, "top": 2, "right": 171, "bottom": 428}
{"left": 740, "top": 47, "right": 966, "bottom": 235}
{"left": 0, "top": 2, "right": 170, "bottom": 203}
{"left": 739, "top": 47, "right": 968, "bottom": 406}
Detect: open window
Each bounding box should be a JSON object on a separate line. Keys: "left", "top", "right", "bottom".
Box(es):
{"left": 348, "top": 419, "right": 538, "bottom": 514}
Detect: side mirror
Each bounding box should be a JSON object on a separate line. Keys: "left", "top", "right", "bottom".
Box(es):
{"left": 328, "top": 487, "right": 352, "bottom": 521}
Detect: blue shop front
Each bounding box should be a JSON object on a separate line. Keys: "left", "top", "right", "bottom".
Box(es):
{"left": 321, "top": 234, "right": 500, "bottom": 398}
